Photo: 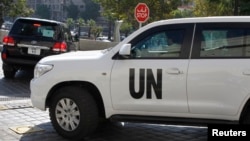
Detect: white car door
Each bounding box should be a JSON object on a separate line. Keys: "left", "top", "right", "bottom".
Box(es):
{"left": 111, "top": 24, "right": 194, "bottom": 115}
{"left": 188, "top": 23, "right": 250, "bottom": 118}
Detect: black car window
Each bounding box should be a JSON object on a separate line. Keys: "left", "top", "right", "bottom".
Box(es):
{"left": 10, "top": 19, "right": 60, "bottom": 40}
{"left": 192, "top": 23, "right": 250, "bottom": 58}
{"left": 131, "top": 29, "right": 185, "bottom": 58}
{"left": 200, "top": 29, "right": 250, "bottom": 57}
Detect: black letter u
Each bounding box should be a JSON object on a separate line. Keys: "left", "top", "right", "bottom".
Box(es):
{"left": 129, "top": 69, "right": 145, "bottom": 99}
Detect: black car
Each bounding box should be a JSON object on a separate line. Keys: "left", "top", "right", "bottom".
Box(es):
{"left": 1, "top": 17, "right": 77, "bottom": 78}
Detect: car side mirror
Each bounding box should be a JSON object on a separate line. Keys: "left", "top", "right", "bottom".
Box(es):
{"left": 119, "top": 44, "right": 131, "bottom": 56}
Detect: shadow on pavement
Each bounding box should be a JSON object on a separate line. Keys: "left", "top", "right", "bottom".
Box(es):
{"left": 19, "top": 122, "right": 69, "bottom": 141}
{"left": 0, "top": 69, "right": 33, "bottom": 99}
{"left": 20, "top": 121, "right": 207, "bottom": 141}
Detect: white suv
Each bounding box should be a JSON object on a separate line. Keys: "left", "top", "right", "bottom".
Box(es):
{"left": 31, "top": 16, "right": 250, "bottom": 140}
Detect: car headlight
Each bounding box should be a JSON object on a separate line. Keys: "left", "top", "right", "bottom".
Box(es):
{"left": 34, "top": 63, "right": 53, "bottom": 78}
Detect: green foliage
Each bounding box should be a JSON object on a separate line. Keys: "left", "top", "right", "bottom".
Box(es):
{"left": 35, "top": 5, "right": 50, "bottom": 19}
{"left": 0, "top": 0, "right": 33, "bottom": 27}
{"left": 66, "top": 18, "right": 75, "bottom": 30}
{"left": 0, "top": 0, "right": 12, "bottom": 25}
{"left": 193, "top": 0, "right": 234, "bottom": 16}
{"left": 94, "top": 0, "right": 181, "bottom": 28}
{"left": 239, "top": 0, "right": 250, "bottom": 15}
{"left": 87, "top": 19, "right": 96, "bottom": 37}
{"left": 120, "top": 22, "right": 133, "bottom": 37}
{"left": 7, "top": 0, "right": 34, "bottom": 18}
{"left": 91, "top": 26, "right": 103, "bottom": 39}
{"left": 171, "top": 9, "right": 193, "bottom": 18}
{"left": 77, "top": 18, "right": 85, "bottom": 27}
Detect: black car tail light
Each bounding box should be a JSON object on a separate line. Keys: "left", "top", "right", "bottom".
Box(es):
{"left": 52, "top": 42, "right": 67, "bottom": 52}
{"left": 3, "top": 36, "right": 15, "bottom": 46}
{"left": 1, "top": 53, "right": 7, "bottom": 59}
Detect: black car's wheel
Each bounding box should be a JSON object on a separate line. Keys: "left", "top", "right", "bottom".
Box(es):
{"left": 49, "top": 86, "right": 99, "bottom": 140}
{"left": 3, "top": 70, "right": 16, "bottom": 78}
{"left": 2, "top": 64, "right": 16, "bottom": 79}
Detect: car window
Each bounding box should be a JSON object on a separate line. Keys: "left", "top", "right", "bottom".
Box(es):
{"left": 131, "top": 29, "right": 185, "bottom": 58}
{"left": 10, "top": 19, "right": 60, "bottom": 40}
{"left": 200, "top": 28, "right": 250, "bottom": 57}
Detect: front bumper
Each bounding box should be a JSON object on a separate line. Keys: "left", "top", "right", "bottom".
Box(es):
{"left": 30, "top": 78, "right": 48, "bottom": 110}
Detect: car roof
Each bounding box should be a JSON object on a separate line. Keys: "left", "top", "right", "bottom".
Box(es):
{"left": 146, "top": 16, "right": 250, "bottom": 28}
{"left": 15, "top": 17, "right": 64, "bottom": 25}
{"left": 114, "top": 16, "right": 250, "bottom": 53}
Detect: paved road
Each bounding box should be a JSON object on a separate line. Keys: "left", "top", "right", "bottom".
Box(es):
{"left": 0, "top": 59, "right": 207, "bottom": 141}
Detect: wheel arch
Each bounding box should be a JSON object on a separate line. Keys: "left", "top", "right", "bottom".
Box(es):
{"left": 46, "top": 81, "right": 106, "bottom": 118}
{"left": 239, "top": 98, "right": 250, "bottom": 123}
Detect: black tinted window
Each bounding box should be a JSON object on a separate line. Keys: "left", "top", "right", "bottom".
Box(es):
{"left": 131, "top": 29, "right": 185, "bottom": 58}
{"left": 193, "top": 23, "right": 250, "bottom": 58}
{"left": 10, "top": 19, "right": 61, "bottom": 40}
{"left": 200, "top": 28, "right": 250, "bottom": 57}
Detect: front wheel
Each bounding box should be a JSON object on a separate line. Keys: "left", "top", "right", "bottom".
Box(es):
{"left": 241, "top": 108, "right": 250, "bottom": 124}
{"left": 49, "top": 86, "right": 99, "bottom": 140}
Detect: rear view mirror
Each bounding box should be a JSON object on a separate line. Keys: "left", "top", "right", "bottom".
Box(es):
{"left": 119, "top": 44, "right": 131, "bottom": 56}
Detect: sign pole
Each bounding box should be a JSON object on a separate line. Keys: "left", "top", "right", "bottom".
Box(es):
{"left": 139, "top": 22, "right": 142, "bottom": 29}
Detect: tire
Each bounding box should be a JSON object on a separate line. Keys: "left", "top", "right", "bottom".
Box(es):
{"left": 3, "top": 70, "right": 16, "bottom": 79}
{"left": 2, "top": 64, "right": 16, "bottom": 79}
{"left": 49, "top": 86, "right": 99, "bottom": 140}
{"left": 241, "top": 108, "right": 250, "bottom": 124}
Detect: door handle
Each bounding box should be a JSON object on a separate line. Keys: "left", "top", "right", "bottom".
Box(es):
{"left": 166, "top": 68, "right": 183, "bottom": 75}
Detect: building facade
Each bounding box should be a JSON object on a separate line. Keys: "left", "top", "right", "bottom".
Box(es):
{"left": 26, "top": 0, "right": 85, "bottom": 21}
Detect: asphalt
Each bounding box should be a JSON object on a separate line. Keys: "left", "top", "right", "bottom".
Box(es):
{"left": 0, "top": 58, "right": 208, "bottom": 141}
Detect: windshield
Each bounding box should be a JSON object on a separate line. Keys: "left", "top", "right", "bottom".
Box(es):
{"left": 10, "top": 19, "right": 61, "bottom": 40}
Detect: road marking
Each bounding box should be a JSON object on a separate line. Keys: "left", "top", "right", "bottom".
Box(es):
{"left": 0, "top": 104, "right": 8, "bottom": 110}
{"left": 9, "top": 125, "right": 44, "bottom": 134}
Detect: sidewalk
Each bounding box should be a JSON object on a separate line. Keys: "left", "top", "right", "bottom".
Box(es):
{"left": 0, "top": 100, "right": 68, "bottom": 141}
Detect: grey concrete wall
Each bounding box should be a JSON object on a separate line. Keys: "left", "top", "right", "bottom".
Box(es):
{"left": 0, "top": 30, "right": 118, "bottom": 51}
{"left": 77, "top": 39, "right": 118, "bottom": 51}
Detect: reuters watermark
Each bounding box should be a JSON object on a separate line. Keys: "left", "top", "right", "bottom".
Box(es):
{"left": 208, "top": 124, "right": 250, "bottom": 140}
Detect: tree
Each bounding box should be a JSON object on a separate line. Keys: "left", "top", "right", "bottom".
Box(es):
{"left": 91, "top": 26, "right": 103, "bottom": 40}
{"left": 94, "top": 0, "right": 181, "bottom": 29}
{"left": 76, "top": 18, "right": 85, "bottom": 36}
{"left": 35, "top": 4, "right": 50, "bottom": 19}
{"left": 7, "top": 0, "right": 34, "bottom": 20}
{"left": 0, "top": 0, "right": 12, "bottom": 27}
{"left": 0, "top": 0, "right": 33, "bottom": 27}
{"left": 77, "top": 18, "right": 85, "bottom": 27}
{"left": 193, "top": 0, "right": 234, "bottom": 16}
{"left": 66, "top": 18, "right": 75, "bottom": 30}
{"left": 87, "top": 19, "right": 96, "bottom": 38}
{"left": 120, "top": 21, "right": 132, "bottom": 37}
{"left": 171, "top": 9, "right": 193, "bottom": 18}
{"left": 238, "top": 0, "right": 250, "bottom": 15}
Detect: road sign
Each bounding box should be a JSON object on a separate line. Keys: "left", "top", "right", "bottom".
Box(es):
{"left": 134, "top": 3, "right": 150, "bottom": 23}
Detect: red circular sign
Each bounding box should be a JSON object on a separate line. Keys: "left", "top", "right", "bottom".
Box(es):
{"left": 134, "top": 3, "right": 150, "bottom": 23}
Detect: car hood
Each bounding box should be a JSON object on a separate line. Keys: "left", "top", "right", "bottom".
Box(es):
{"left": 39, "top": 50, "right": 105, "bottom": 63}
